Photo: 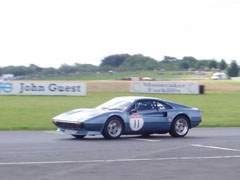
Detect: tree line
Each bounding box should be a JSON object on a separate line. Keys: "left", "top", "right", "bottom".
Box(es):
{"left": 100, "top": 54, "right": 239, "bottom": 77}
{"left": 0, "top": 54, "right": 239, "bottom": 77}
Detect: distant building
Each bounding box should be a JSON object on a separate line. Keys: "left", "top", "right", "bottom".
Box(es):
{"left": 0, "top": 74, "right": 15, "bottom": 80}
{"left": 211, "top": 73, "right": 228, "bottom": 80}
{"left": 231, "top": 77, "right": 240, "bottom": 81}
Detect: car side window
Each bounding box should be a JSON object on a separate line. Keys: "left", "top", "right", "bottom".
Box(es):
{"left": 135, "top": 100, "right": 156, "bottom": 111}
{"left": 153, "top": 101, "right": 172, "bottom": 110}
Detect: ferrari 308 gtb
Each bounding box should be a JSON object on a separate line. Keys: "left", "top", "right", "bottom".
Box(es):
{"left": 52, "top": 96, "right": 201, "bottom": 139}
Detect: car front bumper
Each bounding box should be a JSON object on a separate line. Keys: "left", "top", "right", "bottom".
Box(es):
{"left": 57, "top": 128, "right": 102, "bottom": 136}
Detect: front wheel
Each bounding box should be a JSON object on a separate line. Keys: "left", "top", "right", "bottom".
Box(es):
{"left": 169, "top": 116, "right": 189, "bottom": 137}
{"left": 102, "top": 117, "right": 123, "bottom": 139}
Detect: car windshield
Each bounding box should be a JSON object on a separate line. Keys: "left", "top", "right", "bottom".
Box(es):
{"left": 96, "top": 98, "right": 133, "bottom": 111}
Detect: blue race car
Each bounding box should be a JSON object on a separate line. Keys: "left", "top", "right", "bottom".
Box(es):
{"left": 52, "top": 96, "right": 201, "bottom": 139}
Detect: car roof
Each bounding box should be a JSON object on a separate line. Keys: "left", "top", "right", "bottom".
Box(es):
{"left": 113, "top": 96, "right": 162, "bottom": 101}
{"left": 113, "top": 96, "right": 189, "bottom": 109}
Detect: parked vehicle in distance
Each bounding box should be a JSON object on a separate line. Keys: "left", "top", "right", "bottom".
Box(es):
{"left": 211, "top": 72, "right": 228, "bottom": 80}
{"left": 52, "top": 96, "right": 201, "bottom": 139}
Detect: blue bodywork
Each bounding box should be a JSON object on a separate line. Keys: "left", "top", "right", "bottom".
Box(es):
{"left": 53, "top": 96, "right": 201, "bottom": 136}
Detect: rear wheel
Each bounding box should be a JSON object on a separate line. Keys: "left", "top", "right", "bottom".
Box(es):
{"left": 102, "top": 117, "right": 123, "bottom": 139}
{"left": 72, "top": 135, "right": 86, "bottom": 139}
{"left": 169, "top": 116, "right": 189, "bottom": 137}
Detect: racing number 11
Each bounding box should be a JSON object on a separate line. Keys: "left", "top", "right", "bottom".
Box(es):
{"left": 134, "top": 118, "right": 140, "bottom": 129}
{"left": 130, "top": 115, "right": 144, "bottom": 131}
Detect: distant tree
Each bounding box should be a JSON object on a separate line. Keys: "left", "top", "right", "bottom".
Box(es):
{"left": 100, "top": 54, "right": 130, "bottom": 67}
{"left": 227, "top": 60, "right": 239, "bottom": 77}
{"left": 2, "top": 65, "right": 29, "bottom": 76}
{"left": 29, "top": 64, "right": 42, "bottom": 71}
{"left": 159, "top": 60, "right": 178, "bottom": 70}
{"left": 75, "top": 63, "right": 98, "bottom": 72}
{"left": 178, "top": 57, "right": 196, "bottom": 69}
{"left": 59, "top": 64, "right": 77, "bottom": 73}
{"left": 41, "top": 67, "right": 57, "bottom": 75}
{"left": 195, "top": 60, "right": 209, "bottom": 69}
{"left": 208, "top": 60, "right": 218, "bottom": 69}
{"left": 179, "top": 62, "right": 189, "bottom": 70}
{"left": 218, "top": 59, "right": 227, "bottom": 70}
{"left": 0, "top": 54, "right": 237, "bottom": 77}
{"left": 120, "top": 54, "right": 158, "bottom": 70}
{"left": 28, "top": 64, "right": 42, "bottom": 74}
{"left": 163, "top": 56, "right": 177, "bottom": 62}
{"left": 182, "top": 56, "right": 197, "bottom": 62}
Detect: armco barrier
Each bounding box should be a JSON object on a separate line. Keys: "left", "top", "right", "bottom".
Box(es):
{"left": 2, "top": 80, "right": 240, "bottom": 94}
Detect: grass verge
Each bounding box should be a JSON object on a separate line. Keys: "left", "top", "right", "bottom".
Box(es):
{"left": 0, "top": 92, "right": 240, "bottom": 130}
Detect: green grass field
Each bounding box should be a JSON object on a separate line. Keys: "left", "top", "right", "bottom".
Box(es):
{"left": 37, "top": 71, "right": 211, "bottom": 80}
{"left": 1, "top": 92, "right": 240, "bottom": 130}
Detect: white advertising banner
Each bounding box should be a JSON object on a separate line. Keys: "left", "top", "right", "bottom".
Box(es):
{"left": 130, "top": 81, "right": 199, "bottom": 94}
{"left": 0, "top": 81, "right": 86, "bottom": 96}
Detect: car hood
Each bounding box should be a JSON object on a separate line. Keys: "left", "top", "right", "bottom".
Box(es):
{"left": 53, "top": 108, "right": 109, "bottom": 122}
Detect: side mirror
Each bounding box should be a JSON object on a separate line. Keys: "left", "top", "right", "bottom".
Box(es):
{"left": 130, "top": 109, "right": 137, "bottom": 114}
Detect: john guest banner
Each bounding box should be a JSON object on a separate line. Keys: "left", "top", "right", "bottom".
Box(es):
{"left": 0, "top": 81, "right": 86, "bottom": 96}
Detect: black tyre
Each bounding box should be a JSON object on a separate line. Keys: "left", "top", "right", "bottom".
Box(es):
{"left": 141, "top": 133, "right": 151, "bottom": 137}
{"left": 102, "top": 117, "right": 123, "bottom": 139}
{"left": 169, "top": 116, "right": 189, "bottom": 137}
{"left": 72, "top": 135, "right": 86, "bottom": 139}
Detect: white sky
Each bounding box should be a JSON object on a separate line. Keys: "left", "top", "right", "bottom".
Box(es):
{"left": 0, "top": 0, "right": 240, "bottom": 68}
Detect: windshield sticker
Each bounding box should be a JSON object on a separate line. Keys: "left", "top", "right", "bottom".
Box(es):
{"left": 130, "top": 114, "right": 144, "bottom": 131}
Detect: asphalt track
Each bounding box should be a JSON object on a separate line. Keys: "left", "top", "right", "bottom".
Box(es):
{"left": 0, "top": 128, "right": 240, "bottom": 180}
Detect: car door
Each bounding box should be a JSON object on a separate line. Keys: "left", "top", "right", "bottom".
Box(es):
{"left": 128, "top": 100, "right": 170, "bottom": 133}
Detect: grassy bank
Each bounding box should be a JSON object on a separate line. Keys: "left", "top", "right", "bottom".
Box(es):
{"left": 37, "top": 71, "right": 211, "bottom": 80}
{"left": 0, "top": 92, "right": 240, "bottom": 130}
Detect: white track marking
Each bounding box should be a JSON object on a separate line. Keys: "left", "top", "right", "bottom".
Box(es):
{"left": 43, "top": 131, "right": 63, "bottom": 135}
{"left": 131, "top": 138, "right": 162, "bottom": 142}
{"left": 1, "top": 155, "right": 240, "bottom": 166}
{"left": 192, "top": 144, "right": 240, "bottom": 152}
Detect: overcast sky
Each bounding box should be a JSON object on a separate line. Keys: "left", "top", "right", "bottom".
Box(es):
{"left": 0, "top": 0, "right": 240, "bottom": 68}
